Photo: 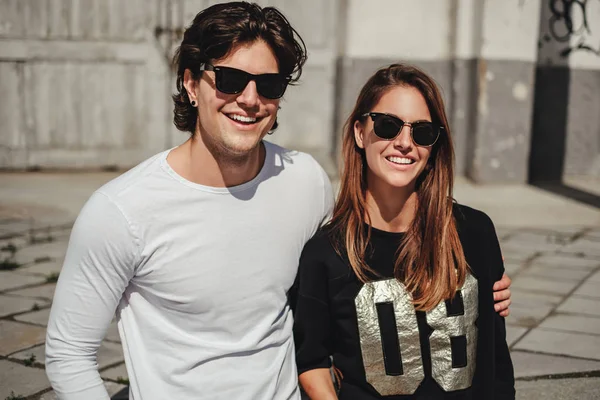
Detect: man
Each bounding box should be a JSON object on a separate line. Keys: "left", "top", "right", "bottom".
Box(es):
{"left": 45, "top": 2, "right": 511, "bottom": 399}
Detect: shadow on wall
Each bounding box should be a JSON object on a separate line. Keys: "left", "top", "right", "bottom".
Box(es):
{"left": 529, "top": 0, "right": 600, "bottom": 209}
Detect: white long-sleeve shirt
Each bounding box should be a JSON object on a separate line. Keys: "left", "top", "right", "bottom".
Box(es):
{"left": 45, "top": 141, "right": 334, "bottom": 400}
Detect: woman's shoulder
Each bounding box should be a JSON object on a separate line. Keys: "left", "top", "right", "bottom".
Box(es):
{"left": 301, "top": 226, "right": 339, "bottom": 260}
{"left": 452, "top": 202, "right": 496, "bottom": 237}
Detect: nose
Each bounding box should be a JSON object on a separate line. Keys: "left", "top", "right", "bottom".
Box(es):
{"left": 393, "top": 124, "right": 413, "bottom": 150}
{"left": 236, "top": 80, "right": 260, "bottom": 109}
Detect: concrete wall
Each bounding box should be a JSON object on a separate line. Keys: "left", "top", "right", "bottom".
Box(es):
{"left": 335, "top": 0, "right": 456, "bottom": 165}
{"left": 0, "top": 0, "right": 175, "bottom": 169}
{"left": 336, "top": 0, "right": 542, "bottom": 183}
{"left": 531, "top": 0, "right": 600, "bottom": 180}
{"left": 0, "top": 0, "right": 598, "bottom": 183}
{"left": 469, "top": 0, "right": 541, "bottom": 183}
{"left": 0, "top": 0, "right": 340, "bottom": 175}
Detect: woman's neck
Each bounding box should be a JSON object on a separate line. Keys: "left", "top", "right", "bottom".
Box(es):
{"left": 365, "top": 182, "right": 418, "bottom": 233}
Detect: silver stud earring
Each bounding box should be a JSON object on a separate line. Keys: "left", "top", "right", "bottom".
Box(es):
{"left": 191, "top": 100, "right": 197, "bottom": 107}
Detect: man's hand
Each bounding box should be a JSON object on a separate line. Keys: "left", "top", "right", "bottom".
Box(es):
{"left": 493, "top": 273, "right": 511, "bottom": 317}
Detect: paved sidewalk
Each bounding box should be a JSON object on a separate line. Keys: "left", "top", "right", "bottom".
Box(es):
{"left": 1, "top": 172, "right": 600, "bottom": 399}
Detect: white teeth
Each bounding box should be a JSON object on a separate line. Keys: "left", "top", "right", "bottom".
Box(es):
{"left": 387, "top": 156, "right": 414, "bottom": 165}
{"left": 228, "top": 114, "right": 257, "bottom": 123}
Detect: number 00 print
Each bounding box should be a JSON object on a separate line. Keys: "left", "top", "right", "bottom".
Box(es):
{"left": 354, "top": 274, "right": 478, "bottom": 396}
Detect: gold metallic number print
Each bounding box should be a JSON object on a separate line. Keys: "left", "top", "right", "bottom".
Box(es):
{"left": 426, "top": 273, "right": 478, "bottom": 391}
{"left": 355, "top": 274, "right": 478, "bottom": 395}
{"left": 355, "top": 279, "right": 425, "bottom": 396}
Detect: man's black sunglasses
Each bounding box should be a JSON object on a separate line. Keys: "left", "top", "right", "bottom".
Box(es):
{"left": 361, "top": 112, "right": 443, "bottom": 147}
{"left": 199, "top": 63, "right": 291, "bottom": 100}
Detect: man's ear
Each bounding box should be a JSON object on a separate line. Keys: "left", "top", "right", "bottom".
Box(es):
{"left": 183, "top": 69, "right": 198, "bottom": 105}
{"left": 354, "top": 120, "right": 365, "bottom": 149}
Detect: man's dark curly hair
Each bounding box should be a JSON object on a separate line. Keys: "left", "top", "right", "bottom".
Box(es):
{"left": 172, "top": 1, "right": 307, "bottom": 135}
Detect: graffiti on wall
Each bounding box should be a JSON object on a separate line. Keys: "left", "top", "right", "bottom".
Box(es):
{"left": 541, "top": 0, "right": 600, "bottom": 57}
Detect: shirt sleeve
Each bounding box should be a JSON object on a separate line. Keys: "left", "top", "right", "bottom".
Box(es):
{"left": 45, "top": 191, "right": 140, "bottom": 400}
{"left": 318, "top": 165, "right": 335, "bottom": 224}
{"left": 293, "top": 236, "right": 333, "bottom": 375}
{"left": 483, "top": 215, "right": 516, "bottom": 399}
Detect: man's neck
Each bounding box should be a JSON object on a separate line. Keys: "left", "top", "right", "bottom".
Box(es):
{"left": 167, "top": 136, "right": 266, "bottom": 188}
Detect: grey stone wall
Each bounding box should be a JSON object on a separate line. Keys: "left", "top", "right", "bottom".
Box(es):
{"left": 530, "top": 0, "right": 600, "bottom": 180}
{"left": 0, "top": 0, "right": 340, "bottom": 176}
{"left": 0, "top": 0, "right": 598, "bottom": 183}
{"left": 0, "top": 0, "right": 171, "bottom": 169}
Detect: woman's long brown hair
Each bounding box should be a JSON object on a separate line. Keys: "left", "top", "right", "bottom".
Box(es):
{"left": 327, "top": 63, "right": 467, "bottom": 311}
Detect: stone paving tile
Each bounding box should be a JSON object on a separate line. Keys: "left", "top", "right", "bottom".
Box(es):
{"left": 0, "top": 221, "right": 33, "bottom": 237}
{"left": 9, "top": 344, "right": 45, "bottom": 367}
{"left": 13, "top": 308, "right": 51, "bottom": 326}
{"left": 0, "top": 236, "right": 30, "bottom": 250}
{"left": 501, "top": 238, "right": 566, "bottom": 254}
{"left": 509, "top": 304, "right": 554, "bottom": 328}
{"left": 558, "top": 296, "right": 600, "bottom": 317}
{"left": 582, "top": 233, "right": 600, "bottom": 243}
{"left": 105, "top": 320, "right": 121, "bottom": 343}
{"left": 504, "top": 261, "right": 522, "bottom": 276}
{"left": 39, "top": 382, "right": 127, "bottom": 399}
{"left": 0, "top": 294, "right": 49, "bottom": 318}
{"left": 10, "top": 340, "right": 124, "bottom": 370}
{"left": 573, "top": 280, "right": 600, "bottom": 298}
{"left": 506, "top": 325, "right": 528, "bottom": 347}
{"left": 540, "top": 226, "right": 589, "bottom": 235}
{"left": 502, "top": 252, "right": 536, "bottom": 264}
{"left": 520, "top": 264, "right": 591, "bottom": 281}
{"left": 538, "top": 314, "right": 600, "bottom": 336}
{"left": 511, "top": 275, "right": 581, "bottom": 296}
{"left": 13, "top": 241, "right": 68, "bottom": 266}
{"left": 96, "top": 341, "right": 126, "bottom": 369}
{"left": 0, "top": 271, "right": 46, "bottom": 292}
{"left": 5, "top": 283, "right": 57, "bottom": 302}
{"left": 0, "top": 320, "right": 46, "bottom": 356}
{"left": 514, "top": 329, "right": 600, "bottom": 360}
{"left": 506, "top": 231, "right": 573, "bottom": 246}
{"left": 515, "top": 377, "right": 600, "bottom": 400}
{"left": 561, "top": 238, "right": 600, "bottom": 257}
{"left": 101, "top": 362, "right": 129, "bottom": 382}
{"left": 0, "top": 359, "right": 50, "bottom": 399}
{"left": 589, "top": 270, "right": 600, "bottom": 283}
{"left": 511, "top": 350, "right": 600, "bottom": 378}
{"left": 499, "top": 243, "right": 538, "bottom": 261}
{"left": 511, "top": 289, "right": 563, "bottom": 308}
{"left": 16, "top": 259, "right": 64, "bottom": 277}
{"left": 530, "top": 253, "right": 600, "bottom": 270}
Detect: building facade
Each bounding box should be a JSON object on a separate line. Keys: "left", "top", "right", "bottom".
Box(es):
{"left": 0, "top": 0, "right": 598, "bottom": 182}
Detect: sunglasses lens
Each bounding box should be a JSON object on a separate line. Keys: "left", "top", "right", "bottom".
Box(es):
{"left": 373, "top": 115, "right": 402, "bottom": 139}
{"left": 216, "top": 68, "right": 249, "bottom": 94}
{"left": 412, "top": 123, "right": 439, "bottom": 146}
{"left": 256, "top": 76, "right": 288, "bottom": 99}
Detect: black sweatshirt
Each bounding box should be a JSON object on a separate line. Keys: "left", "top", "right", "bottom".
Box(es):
{"left": 292, "top": 204, "right": 515, "bottom": 399}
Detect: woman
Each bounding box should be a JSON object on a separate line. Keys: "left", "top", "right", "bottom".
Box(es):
{"left": 293, "top": 64, "right": 515, "bottom": 399}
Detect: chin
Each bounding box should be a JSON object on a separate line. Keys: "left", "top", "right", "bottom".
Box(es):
{"left": 385, "top": 178, "right": 417, "bottom": 190}
{"left": 221, "top": 133, "right": 264, "bottom": 156}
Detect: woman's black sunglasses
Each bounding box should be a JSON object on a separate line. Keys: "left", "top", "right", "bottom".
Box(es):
{"left": 200, "top": 63, "right": 291, "bottom": 100}
{"left": 361, "top": 112, "right": 443, "bottom": 147}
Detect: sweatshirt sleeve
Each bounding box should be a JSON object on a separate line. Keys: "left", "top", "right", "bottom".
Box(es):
{"left": 484, "top": 215, "right": 516, "bottom": 399}
{"left": 293, "top": 236, "right": 333, "bottom": 375}
{"left": 45, "top": 191, "right": 140, "bottom": 400}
